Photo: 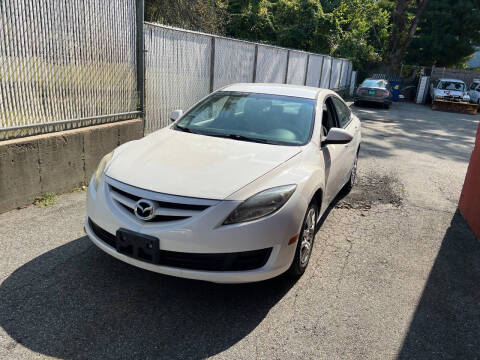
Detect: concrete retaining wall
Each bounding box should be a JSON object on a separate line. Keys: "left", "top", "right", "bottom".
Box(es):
{"left": 459, "top": 122, "right": 480, "bottom": 240}
{"left": 0, "top": 119, "right": 142, "bottom": 214}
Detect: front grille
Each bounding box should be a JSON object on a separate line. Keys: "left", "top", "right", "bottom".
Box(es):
{"left": 441, "top": 95, "right": 463, "bottom": 102}
{"left": 88, "top": 218, "right": 272, "bottom": 271}
{"left": 105, "top": 178, "right": 216, "bottom": 223}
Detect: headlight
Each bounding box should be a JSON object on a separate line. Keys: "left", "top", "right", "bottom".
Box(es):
{"left": 93, "top": 152, "right": 113, "bottom": 190}
{"left": 223, "top": 185, "right": 296, "bottom": 225}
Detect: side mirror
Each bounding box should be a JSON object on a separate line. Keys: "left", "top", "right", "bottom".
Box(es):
{"left": 322, "top": 128, "right": 353, "bottom": 146}
{"left": 170, "top": 109, "right": 183, "bottom": 122}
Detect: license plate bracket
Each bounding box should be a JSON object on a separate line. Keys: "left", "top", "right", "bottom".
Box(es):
{"left": 116, "top": 228, "right": 160, "bottom": 264}
{"left": 368, "top": 90, "right": 376, "bottom": 95}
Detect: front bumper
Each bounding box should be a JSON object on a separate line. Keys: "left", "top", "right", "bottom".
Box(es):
{"left": 85, "top": 176, "right": 306, "bottom": 283}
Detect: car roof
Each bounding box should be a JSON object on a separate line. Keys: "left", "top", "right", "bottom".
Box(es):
{"left": 438, "top": 78, "right": 466, "bottom": 83}
{"left": 221, "top": 83, "right": 329, "bottom": 99}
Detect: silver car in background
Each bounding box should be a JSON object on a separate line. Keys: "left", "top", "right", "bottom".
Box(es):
{"left": 354, "top": 79, "right": 392, "bottom": 109}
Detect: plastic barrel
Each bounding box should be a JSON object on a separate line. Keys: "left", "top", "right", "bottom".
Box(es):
{"left": 390, "top": 81, "right": 401, "bottom": 102}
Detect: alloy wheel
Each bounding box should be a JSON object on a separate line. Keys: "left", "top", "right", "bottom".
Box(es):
{"left": 350, "top": 156, "right": 358, "bottom": 186}
{"left": 300, "top": 207, "right": 316, "bottom": 266}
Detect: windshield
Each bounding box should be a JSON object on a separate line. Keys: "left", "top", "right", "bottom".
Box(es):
{"left": 174, "top": 92, "right": 315, "bottom": 146}
{"left": 361, "top": 79, "right": 386, "bottom": 88}
{"left": 437, "top": 81, "right": 465, "bottom": 91}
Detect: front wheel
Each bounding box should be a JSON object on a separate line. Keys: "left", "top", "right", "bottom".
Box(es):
{"left": 288, "top": 202, "right": 318, "bottom": 277}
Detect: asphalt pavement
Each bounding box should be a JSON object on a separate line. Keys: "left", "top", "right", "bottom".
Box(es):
{"left": 1, "top": 102, "right": 479, "bottom": 359}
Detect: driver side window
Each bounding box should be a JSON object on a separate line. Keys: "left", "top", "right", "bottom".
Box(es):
{"left": 332, "top": 97, "right": 351, "bottom": 128}
{"left": 321, "top": 97, "right": 338, "bottom": 139}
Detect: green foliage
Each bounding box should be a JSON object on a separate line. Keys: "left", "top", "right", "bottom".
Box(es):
{"left": 225, "top": 0, "right": 389, "bottom": 72}
{"left": 145, "top": 0, "right": 480, "bottom": 70}
{"left": 405, "top": 0, "right": 480, "bottom": 67}
{"left": 329, "top": 0, "right": 390, "bottom": 73}
{"left": 226, "top": 0, "right": 331, "bottom": 53}
{"left": 145, "top": 0, "right": 228, "bottom": 34}
{"left": 33, "top": 193, "right": 57, "bottom": 207}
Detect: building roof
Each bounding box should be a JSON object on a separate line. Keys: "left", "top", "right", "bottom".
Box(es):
{"left": 221, "top": 83, "right": 328, "bottom": 99}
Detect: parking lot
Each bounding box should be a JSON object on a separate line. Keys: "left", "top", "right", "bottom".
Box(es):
{"left": 1, "top": 102, "right": 479, "bottom": 359}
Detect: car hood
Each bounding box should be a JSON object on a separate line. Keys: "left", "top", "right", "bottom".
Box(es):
{"left": 106, "top": 128, "right": 302, "bottom": 200}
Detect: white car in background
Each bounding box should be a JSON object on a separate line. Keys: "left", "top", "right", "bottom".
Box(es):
{"left": 430, "top": 78, "right": 470, "bottom": 103}
{"left": 85, "top": 83, "right": 361, "bottom": 283}
{"left": 468, "top": 79, "right": 480, "bottom": 105}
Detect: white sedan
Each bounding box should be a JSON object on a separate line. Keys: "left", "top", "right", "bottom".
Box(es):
{"left": 85, "top": 83, "right": 361, "bottom": 283}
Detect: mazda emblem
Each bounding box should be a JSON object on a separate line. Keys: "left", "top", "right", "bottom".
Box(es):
{"left": 134, "top": 199, "right": 155, "bottom": 221}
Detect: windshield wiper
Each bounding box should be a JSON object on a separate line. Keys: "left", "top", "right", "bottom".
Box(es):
{"left": 175, "top": 127, "right": 277, "bottom": 144}
{"left": 223, "top": 133, "right": 271, "bottom": 144}
{"left": 201, "top": 132, "right": 272, "bottom": 144}
{"left": 174, "top": 124, "right": 195, "bottom": 133}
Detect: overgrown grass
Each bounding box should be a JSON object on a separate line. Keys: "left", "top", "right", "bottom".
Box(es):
{"left": 33, "top": 193, "right": 57, "bottom": 207}
{"left": 72, "top": 183, "right": 88, "bottom": 192}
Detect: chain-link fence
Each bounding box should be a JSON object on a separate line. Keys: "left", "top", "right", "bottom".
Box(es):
{"left": 0, "top": 0, "right": 139, "bottom": 140}
{"left": 144, "top": 23, "right": 353, "bottom": 133}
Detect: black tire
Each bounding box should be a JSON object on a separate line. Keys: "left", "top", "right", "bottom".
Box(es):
{"left": 345, "top": 152, "right": 358, "bottom": 192}
{"left": 288, "top": 202, "right": 318, "bottom": 278}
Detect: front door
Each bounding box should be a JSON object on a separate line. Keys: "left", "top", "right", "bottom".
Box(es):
{"left": 321, "top": 97, "right": 352, "bottom": 205}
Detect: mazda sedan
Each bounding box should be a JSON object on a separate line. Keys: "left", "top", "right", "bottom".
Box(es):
{"left": 85, "top": 83, "right": 361, "bottom": 283}
{"left": 354, "top": 78, "right": 392, "bottom": 108}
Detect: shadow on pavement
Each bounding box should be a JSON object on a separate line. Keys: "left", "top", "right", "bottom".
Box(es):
{"left": 0, "top": 237, "right": 296, "bottom": 359}
{"left": 398, "top": 210, "right": 480, "bottom": 359}
{"left": 352, "top": 102, "right": 479, "bottom": 163}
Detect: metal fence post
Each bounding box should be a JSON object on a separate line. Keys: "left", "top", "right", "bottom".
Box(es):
{"left": 339, "top": 60, "right": 344, "bottom": 90}
{"left": 318, "top": 56, "right": 325, "bottom": 88}
{"left": 252, "top": 44, "right": 258, "bottom": 82}
{"left": 304, "top": 55, "right": 310, "bottom": 86}
{"left": 136, "top": 0, "right": 145, "bottom": 135}
{"left": 209, "top": 37, "right": 216, "bottom": 93}
{"left": 284, "top": 50, "right": 290, "bottom": 84}
{"left": 328, "top": 58, "right": 333, "bottom": 89}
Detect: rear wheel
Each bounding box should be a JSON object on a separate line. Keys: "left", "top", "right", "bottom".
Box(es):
{"left": 345, "top": 152, "right": 358, "bottom": 192}
{"left": 288, "top": 202, "right": 318, "bottom": 277}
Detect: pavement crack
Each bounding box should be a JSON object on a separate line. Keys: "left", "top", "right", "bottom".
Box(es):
{"left": 335, "top": 239, "right": 354, "bottom": 294}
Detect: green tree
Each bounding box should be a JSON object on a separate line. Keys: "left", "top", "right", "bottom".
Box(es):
{"left": 380, "top": 0, "right": 430, "bottom": 71}
{"left": 226, "top": 0, "right": 331, "bottom": 53}
{"left": 145, "top": 0, "right": 228, "bottom": 34}
{"left": 405, "top": 0, "right": 480, "bottom": 67}
{"left": 329, "top": 0, "right": 390, "bottom": 74}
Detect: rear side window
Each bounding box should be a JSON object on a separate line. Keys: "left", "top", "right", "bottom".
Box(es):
{"left": 331, "top": 97, "right": 351, "bottom": 128}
